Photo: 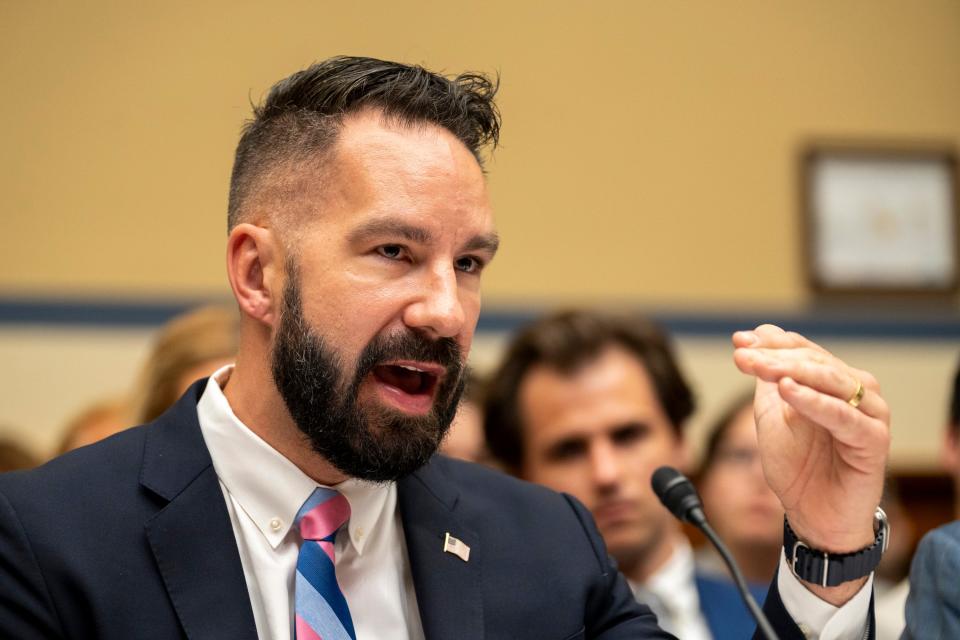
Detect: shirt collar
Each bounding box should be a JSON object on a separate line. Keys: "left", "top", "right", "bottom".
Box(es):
{"left": 196, "top": 364, "right": 392, "bottom": 556}
{"left": 634, "top": 538, "right": 700, "bottom": 617}
{"left": 629, "top": 538, "right": 700, "bottom": 619}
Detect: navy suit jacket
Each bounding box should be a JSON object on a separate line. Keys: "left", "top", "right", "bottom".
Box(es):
{"left": 0, "top": 382, "right": 817, "bottom": 639}
{"left": 903, "top": 520, "right": 960, "bottom": 640}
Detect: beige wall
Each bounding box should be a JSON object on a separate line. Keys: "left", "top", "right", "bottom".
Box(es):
{"left": 1, "top": 3, "right": 959, "bottom": 470}
{"left": 2, "top": 1, "right": 958, "bottom": 305}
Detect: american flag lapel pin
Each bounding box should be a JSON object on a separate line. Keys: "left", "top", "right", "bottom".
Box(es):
{"left": 443, "top": 532, "right": 470, "bottom": 562}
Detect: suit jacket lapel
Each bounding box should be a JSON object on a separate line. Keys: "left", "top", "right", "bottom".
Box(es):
{"left": 398, "top": 458, "right": 483, "bottom": 640}
{"left": 140, "top": 382, "right": 259, "bottom": 640}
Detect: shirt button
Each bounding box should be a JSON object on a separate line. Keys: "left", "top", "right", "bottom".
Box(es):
{"left": 269, "top": 517, "right": 282, "bottom": 531}
{"left": 356, "top": 526, "right": 364, "bottom": 539}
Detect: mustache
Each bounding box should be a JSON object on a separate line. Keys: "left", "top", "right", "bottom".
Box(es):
{"left": 354, "top": 330, "right": 462, "bottom": 380}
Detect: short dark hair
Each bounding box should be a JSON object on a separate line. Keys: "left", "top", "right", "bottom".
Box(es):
{"left": 483, "top": 310, "right": 696, "bottom": 471}
{"left": 698, "top": 390, "right": 754, "bottom": 478}
{"left": 228, "top": 56, "right": 500, "bottom": 230}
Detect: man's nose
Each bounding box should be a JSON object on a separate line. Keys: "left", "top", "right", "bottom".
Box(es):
{"left": 589, "top": 441, "right": 623, "bottom": 491}
{"left": 402, "top": 264, "right": 466, "bottom": 339}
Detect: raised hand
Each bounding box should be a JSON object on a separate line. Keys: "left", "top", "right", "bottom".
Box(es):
{"left": 732, "top": 324, "right": 890, "bottom": 603}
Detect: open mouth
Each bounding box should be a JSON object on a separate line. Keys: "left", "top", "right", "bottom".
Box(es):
{"left": 369, "top": 361, "right": 443, "bottom": 414}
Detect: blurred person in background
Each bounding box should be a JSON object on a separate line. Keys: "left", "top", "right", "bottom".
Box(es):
{"left": 483, "top": 310, "right": 711, "bottom": 638}
{"left": 132, "top": 305, "right": 239, "bottom": 423}
{"left": 902, "top": 355, "right": 960, "bottom": 639}
{"left": 57, "top": 396, "right": 131, "bottom": 454}
{"left": 440, "top": 370, "right": 491, "bottom": 464}
{"left": 695, "top": 392, "right": 783, "bottom": 640}
{"left": 943, "top": 358, "right": 960, "bottom": 518}
{"left": 0, "top": 437, "right": 38, "bottom": 473}
{"left": 56, "top": 306, "right": 238, "bottom": 455}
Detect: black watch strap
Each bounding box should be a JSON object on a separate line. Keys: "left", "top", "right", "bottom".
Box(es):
{"left": 784, "top": 508, "right": 889, "bottom": 588}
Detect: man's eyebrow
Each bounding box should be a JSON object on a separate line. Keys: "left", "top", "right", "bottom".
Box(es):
{"left": 347, "top": 219, "right": 432, "bottom": 245}
{"left": 347, "top": 219, "right": 500, "bottom": 256}
{"left": 464, "top": 232, "right": 500, "bottom": 256}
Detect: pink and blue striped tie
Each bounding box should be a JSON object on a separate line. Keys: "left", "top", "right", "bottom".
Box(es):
{"left": 294, "top": 488, "right": 356, "bottom": 640}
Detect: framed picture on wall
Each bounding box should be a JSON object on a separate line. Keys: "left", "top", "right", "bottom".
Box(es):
{"left": 801, "top": 144, "right": 959, "bottom": 296}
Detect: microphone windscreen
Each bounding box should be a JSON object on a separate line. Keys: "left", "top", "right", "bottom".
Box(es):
{"left": 651, "top": 465, "right": 701, "bottom": 522}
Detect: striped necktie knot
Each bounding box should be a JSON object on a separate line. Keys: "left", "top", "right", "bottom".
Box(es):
{"left": 296, "top": 488, "right": 351, "bottom": 543}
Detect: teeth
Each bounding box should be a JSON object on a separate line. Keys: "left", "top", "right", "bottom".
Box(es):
{"left": 399, "top": 365, "right": 425, "bottom": 372}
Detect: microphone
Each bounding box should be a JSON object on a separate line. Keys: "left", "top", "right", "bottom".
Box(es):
{"left": 651, "top": 466, "right": 780, "bottom": 640}
{"left": 651, "top": 465, "right": 708, "bottom": 526}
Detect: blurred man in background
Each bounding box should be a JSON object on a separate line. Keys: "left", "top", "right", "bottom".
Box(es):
{"left": 484, "top": 310, "right": 712, "bottom": 638}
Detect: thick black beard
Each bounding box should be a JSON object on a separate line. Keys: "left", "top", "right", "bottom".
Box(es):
{"left": 271, "top": 271, "right": 464, "bottom": 482}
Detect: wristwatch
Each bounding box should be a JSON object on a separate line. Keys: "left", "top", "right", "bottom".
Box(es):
{"left": 784, "top": 507, "right": 889, "bottom": 588}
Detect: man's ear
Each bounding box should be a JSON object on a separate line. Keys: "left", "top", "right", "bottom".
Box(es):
{"left": 226, "top": 223, "right": 282, "bottom": 327}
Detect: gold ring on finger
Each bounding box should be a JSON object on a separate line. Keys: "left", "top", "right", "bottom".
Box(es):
{"left": 847, "top": 379, "right": 865, "bottom": 409}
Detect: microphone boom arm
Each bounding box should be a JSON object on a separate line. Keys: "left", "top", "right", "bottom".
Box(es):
{"left": 651, "top": 466, "right": 780, "bottom": 640}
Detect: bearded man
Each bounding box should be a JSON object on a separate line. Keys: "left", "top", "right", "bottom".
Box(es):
{"left": 0, "top": 57, "right": 890, "bottom": 640}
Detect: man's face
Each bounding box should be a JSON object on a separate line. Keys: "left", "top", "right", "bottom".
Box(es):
{"left": 270, "top": 112, "right": 497, "bottom": 481}
{"left": 518, "top": 346, "right": 684, "bottom": 565}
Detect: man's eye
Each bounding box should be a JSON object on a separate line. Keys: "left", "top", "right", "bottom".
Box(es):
{"left": 455, "top": 256, "right": 483, "bottom": 274}
{"left": 377, "top": 245, "right": 405, "bottom": 260}
{"left": 546, "top": 440, "right": 586, "bottom": 463}
{"left": 612, "top": 423, "right": 648, "bottom": 447}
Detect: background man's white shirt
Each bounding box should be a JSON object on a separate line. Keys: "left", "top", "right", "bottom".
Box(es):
{"left": 631, "top": 540, "right": 712, "bottom": 640}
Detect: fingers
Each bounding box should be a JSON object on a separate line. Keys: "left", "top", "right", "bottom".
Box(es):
{"left": 734, "top": 348, "right": 888, "bottom": 422}
{"left": 733, "top": 324, "right": 829, "bottom": 354}
{"left": 777, "top": 377, "right": 889, "bottom": 460}
{"left": 732, "top": 325, "right": 890, "bottom": 428}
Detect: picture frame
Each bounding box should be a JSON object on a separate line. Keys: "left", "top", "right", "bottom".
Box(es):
{"left": 801, "top": 144, "right": 959, "bottom": 297}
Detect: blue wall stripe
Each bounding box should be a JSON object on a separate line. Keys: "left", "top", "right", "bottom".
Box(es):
{"left": 0, "top": 296, "right": 959, "bottom": 340}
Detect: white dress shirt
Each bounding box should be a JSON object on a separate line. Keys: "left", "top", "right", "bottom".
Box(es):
{"left": 197, "top": 365, "right": 425, "bottom": 640}
{"left": 777, "top": 550, "right": 874, "bottom": 640}
{"left": 873, "top": 577, "right": 908, "bottom": 640}
{"left": 631, "top": 539, "right": 873, "bottom": 640}
{"left": 631, "top": 539, "right": 713, "bottom": 640}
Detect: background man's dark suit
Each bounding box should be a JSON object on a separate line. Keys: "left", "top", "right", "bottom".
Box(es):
{"left": 902, "top": 520, "right": 960, "bottom": 639}
{"left": 0, "top": 382, "right": 820, "bottom": 639}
